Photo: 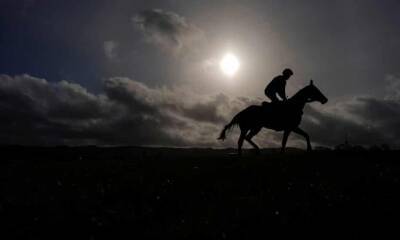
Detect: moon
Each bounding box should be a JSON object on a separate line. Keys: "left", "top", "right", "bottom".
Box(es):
{"left": 220, "top": 53, "right": 240, "bottom": 77}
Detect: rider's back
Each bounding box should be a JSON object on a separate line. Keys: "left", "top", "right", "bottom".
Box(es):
{"left": 264, "top": 75, "right": 286, "bottom": 100}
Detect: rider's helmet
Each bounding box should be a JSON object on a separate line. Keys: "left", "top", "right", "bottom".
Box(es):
{"left": 282, "top": 68, "right": 294, "bottom": 77}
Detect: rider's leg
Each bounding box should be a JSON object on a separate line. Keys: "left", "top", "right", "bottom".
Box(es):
{"left": 270, "top": 94, "right": 279, "bottom": 103}
{"left": 266, "top": 92, "right": 279, "bottom": 103}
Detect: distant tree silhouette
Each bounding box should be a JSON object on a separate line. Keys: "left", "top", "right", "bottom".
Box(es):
{"left": 314, "top": 146, "right": 332, "bottom": 152}
{"left": 335, "top": 134, "right": 352, "bottom": 151}
{"left": 218, "top": 80, "right": 328, "bottom": 155}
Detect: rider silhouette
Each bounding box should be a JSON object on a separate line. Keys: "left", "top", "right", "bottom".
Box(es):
{"left": 264, "top": 68, "right": 293, "bottom": 103}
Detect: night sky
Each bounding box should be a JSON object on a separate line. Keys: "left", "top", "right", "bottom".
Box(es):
{"left": 1, "top": 0, "right": 400, "bottom": 148}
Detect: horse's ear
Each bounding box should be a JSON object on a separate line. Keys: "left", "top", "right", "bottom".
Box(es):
{"left": 310, "top": 79, "right": 314, "bottom": 85}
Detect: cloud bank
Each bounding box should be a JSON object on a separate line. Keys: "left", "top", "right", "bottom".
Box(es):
{"left": 0, "top": 74, "right": 399, "bottom": 148}
{"left": 0, "top": 74, "right": 251, "bottom": 146}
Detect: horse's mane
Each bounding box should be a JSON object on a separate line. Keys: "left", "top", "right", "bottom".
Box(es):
{"left": 289, "top": 85, "right": 310, "bottom": 102}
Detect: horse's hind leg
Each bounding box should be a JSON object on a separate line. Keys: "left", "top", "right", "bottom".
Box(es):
{"left": 237, "top": 129, "right": 247, "bottom": 156}
{"left": 281, "top": 130, "right": 291, "bottom": 153}
{"left": 245, "top": 127, "right": 262, "bottom": 154}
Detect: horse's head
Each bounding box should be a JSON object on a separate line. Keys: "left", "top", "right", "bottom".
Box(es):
{"left": 304, "top": 80, "right": 328, "bottom": 104}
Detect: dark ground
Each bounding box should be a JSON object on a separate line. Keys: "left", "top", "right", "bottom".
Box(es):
{"left": 1, "top": 146, "right": 400, "bottom": 238}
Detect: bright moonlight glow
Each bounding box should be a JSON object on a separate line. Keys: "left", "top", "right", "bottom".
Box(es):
{"left": 220, "top": 53, "right": 240, "bottom": 77}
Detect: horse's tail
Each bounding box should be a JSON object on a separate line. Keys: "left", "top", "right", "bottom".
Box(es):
{"left": 218, "top": 113, "right": 241, "bottom": 141}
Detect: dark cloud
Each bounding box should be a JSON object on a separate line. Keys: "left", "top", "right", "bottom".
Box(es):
{"left": 0, "top": 74, "right": 114, "bottom": 145}
{"left": 347, "top": 97, "right": 400, "bottom": 143}
{"left": 301, "top": 96, "right": 400, "bottom": 147}
{"left": 0, "top": 74, "right": 243, "bottom": 146}
{"left": 301, "top": 106, "right": 382, "bottom": 147}
{"left": 133, "top": 9, "right": 204, "bottom": 55}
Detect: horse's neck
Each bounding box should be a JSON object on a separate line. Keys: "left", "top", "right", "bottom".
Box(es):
{"left": 289, "top": 89, "right": 308, "bottom": 110}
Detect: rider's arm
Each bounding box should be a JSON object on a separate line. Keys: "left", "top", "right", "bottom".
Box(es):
{"left": 264, "top": 85, "right": 269, "bottom": 97}
{"left": 278, "top": 81, "right": 287, "bottom": 101}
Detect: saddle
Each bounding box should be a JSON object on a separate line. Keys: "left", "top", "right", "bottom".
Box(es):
{"left": 261, "top": 101, "right": 285, "bottom": 108}
{"left": 261, "top": 100, "right": 293, "bottom": 117}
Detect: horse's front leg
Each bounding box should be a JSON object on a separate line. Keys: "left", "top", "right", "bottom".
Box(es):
{"left": 281, "top": 130, "right": 291, "bottom": 153}
{"left": 293, "top": 127, "right": 311, "bottom": 152}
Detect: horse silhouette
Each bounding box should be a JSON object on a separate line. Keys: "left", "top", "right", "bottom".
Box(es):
{"left": 218, "top": 80, "right": 328, "bottom": 155}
